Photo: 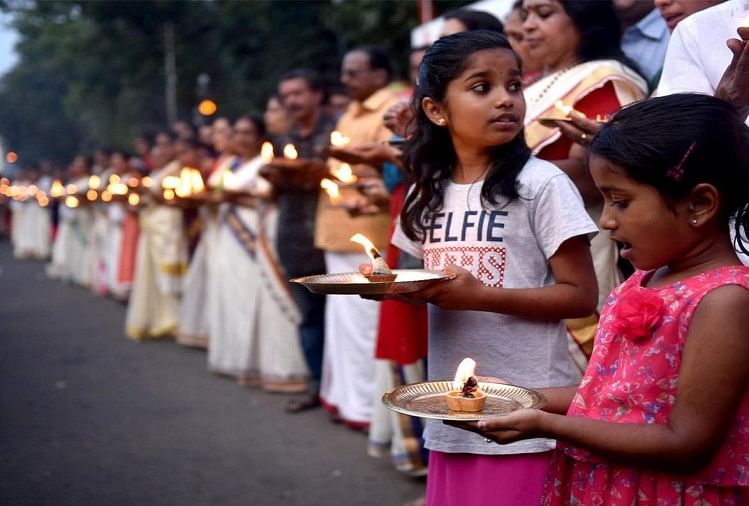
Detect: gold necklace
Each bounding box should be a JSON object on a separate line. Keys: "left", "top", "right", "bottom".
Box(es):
{"left": 527, "top": 66, "right": 574, "bottom": 107}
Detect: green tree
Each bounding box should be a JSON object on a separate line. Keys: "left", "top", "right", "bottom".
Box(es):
{"left": 0, "top": 0, "right": 472, "bottom": 165}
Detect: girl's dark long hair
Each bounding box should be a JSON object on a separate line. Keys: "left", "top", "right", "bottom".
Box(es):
{"left": 590, "top": 94, "right": 749, "bottom": 256}
{"left": 400, "top": 31, "right": 531, "bottom": 242}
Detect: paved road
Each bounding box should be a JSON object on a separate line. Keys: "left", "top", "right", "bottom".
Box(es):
{"left": 0, "top": 240, "right": 425, "bottom": 506}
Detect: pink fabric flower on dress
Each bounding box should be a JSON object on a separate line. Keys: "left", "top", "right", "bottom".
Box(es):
{"left": 610, "top": 287, "right": 664, "bottom": 340}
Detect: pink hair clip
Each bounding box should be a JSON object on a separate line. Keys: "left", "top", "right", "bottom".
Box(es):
{"left": 666, "top": 141, "right": 696, "bottom": 182}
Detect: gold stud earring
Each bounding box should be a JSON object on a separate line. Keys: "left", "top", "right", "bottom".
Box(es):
{"left": 691, "top": 217, "right": 698, "bottom": 225}
{"left": 438, "top": 119, "right": 446, "bottom": 125}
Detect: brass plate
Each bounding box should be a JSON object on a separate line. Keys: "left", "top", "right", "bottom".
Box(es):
{"left": 382, "top": 381, "right": 546, "bottom": 421}
{"left": 290, "top": 269, "right": 454, "bottom": 295}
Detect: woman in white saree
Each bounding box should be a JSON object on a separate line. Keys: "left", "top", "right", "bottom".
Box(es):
{"left": 126, "top": 143, "right": 188, "bottom": 341}
{"left": 207, "top": 116, "right": 308, "bottom": 392}
{"left": 175, "top": 121, "right": 235, "bottom": 348}
{"left": 47, "top": 156, "right": 92, "bottom": 285}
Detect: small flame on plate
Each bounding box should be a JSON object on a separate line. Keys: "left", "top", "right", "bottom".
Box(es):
{"left": 453, "top": 358, "right": 477, "bottom": 389}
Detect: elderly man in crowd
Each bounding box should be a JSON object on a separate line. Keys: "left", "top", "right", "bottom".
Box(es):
{"left": 315, "top": 46, "right": 398, "bottom": 429}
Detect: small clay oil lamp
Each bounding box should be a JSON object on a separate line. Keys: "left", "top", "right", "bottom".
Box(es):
{"left": 446, "top": 358, "right": 486, "bottom": 412}
{"left": 350, "top": 233, "right": 396, "bottom": 283}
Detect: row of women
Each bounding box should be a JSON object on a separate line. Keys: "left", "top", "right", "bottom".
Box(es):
{"left": 5, "top": 1, "right": 748, "bottom": 503}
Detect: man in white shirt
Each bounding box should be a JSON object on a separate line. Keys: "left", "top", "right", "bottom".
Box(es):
{"left": 656, "top": 0, "right": 748, "bottom": 122}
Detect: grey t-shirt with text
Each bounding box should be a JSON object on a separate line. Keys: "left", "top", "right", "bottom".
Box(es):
{"left": 392, "top": 156, "right": 598, "bottom": 455}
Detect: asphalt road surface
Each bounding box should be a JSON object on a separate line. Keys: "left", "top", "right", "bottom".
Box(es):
{"left": 0, "top": 240, "right": 425, "bottom": 506}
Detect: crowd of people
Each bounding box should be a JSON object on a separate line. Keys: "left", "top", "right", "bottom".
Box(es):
{"left": 3, "top": 0, "right": 749, "bottom": 504}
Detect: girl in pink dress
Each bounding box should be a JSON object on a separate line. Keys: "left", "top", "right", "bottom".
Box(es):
{"left": 452, "top": 93, "right": 749, "bottom": 504}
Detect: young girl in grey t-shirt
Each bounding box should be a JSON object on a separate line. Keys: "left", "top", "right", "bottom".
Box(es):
{"left": 390, "top": 31, "right": 598, "bottom": 505}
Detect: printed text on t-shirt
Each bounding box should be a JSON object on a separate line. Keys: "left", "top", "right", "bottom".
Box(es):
{"left": 425, "top": 210, "right": 508, "bottom": 243}
{"left": 423, "top": 210, "right": 508, "bottom": 287}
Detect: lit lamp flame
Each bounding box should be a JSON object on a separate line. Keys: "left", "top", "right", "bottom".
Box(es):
{"left": 109, "top": 174, "right": 121, "bottom": 185}
{"left": 283, "top": 144, "right": 298, "bottom": 160}
{"left": 109, "top": 183, "right": 129, "bottom": 196}
{"left": 65, "top": 196, "right": 80, "bottom": 208}
{"left": 174, "top": 167, "right": 204, "bottom": 198}
{"left": 221, "top": 170, "right": 236, "bottom": 191}
{"left": 127, "top": 177, "right": 139, "bottom": 188}
{"left": 163, "top": 189, "right": 175, "bottom": 201}
{"left": 331, "top": 163, "right": 357, "bottom": 184}
{"left": 128, "top": 193, "right": 140, "bottom": 206}
{"left": 66, "top": 184, "right": 78, "bottom": 195}
{"left": 553, "top": 100, "right": 587, "bottom": 119}
{"left": 453, "top": 358, "right": 477, "bottom": 390}
{"left": 50, "top": 179, "right": 64, "bottom": 198}
{"left": 88, "top": 175, "right": 101, "bottom": 189}
{"left": 189, "top": 168, "right": 205, "bottom": 193}
{"left": 161, "top": 176, "right": 180, "bottom": 190}
{"left": 330, "top": 130, "right": 351, "bottom": 147}
{"left": 261, "top": 141, "right": 275, "bottom": 163}
{"left": 37, "top": 194, "right": 49, "bottom": 207}
{"left": 141, "top": 176, "right": 153, "bottom": 188}
{"left": 350, "top": 233, "right": 392, "bottom": 275}
{"left": 86, "top": 189, "right": 98, "bottom": 201}
{"left": 554, "top": 100, "right": 574, "bottom": 117}
{"left": 320, "top": 178, "right": 342, "bottom": 205}
{"left": 28, "top": 185, "right": 38, "bottom": 196}
{"left": 176, "top": 168, "right": 192, "bottom": 198}
{"left": 101, "top": 191, "right": 112, "bottom": 202}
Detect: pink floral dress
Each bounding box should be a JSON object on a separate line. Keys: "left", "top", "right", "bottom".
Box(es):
{"left": 544, "top": 265, "right": 749, "bottom": 505}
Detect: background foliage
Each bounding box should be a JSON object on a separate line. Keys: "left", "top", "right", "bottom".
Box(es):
{"left": 0, "top": 0, "right": 468, "bottom": 165}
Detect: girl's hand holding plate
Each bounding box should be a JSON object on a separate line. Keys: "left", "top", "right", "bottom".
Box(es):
{"left": 404, "top": 264, "right": 484, "bottom": 310}
{"left": 445, "top": 408, "right": 547, "bottom": 445}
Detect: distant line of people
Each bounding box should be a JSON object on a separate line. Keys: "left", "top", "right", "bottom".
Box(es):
{"left": 3, "top": 2, "right": 749, "bottom": 505}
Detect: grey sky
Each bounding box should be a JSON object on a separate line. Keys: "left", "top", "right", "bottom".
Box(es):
{"left": 0, "top": 14, "right": 18, "bottom": 77}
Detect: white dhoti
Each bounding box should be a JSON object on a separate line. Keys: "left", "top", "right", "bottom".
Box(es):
{"left": 320, "top": 251, "right": 379, "bottom": 426}
{"left": 11, "top": 200, "right": 33, "bottom": 259}
{"left": 27, "top": 204, "right": 51, "bottom": 260}
{"left": 368, "top": 360, "right": 427, "bottom": 471}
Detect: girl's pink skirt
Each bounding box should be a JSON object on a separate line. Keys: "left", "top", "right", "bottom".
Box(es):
{"left": 426, "top": 450, "right": 551, "bottom": 506}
